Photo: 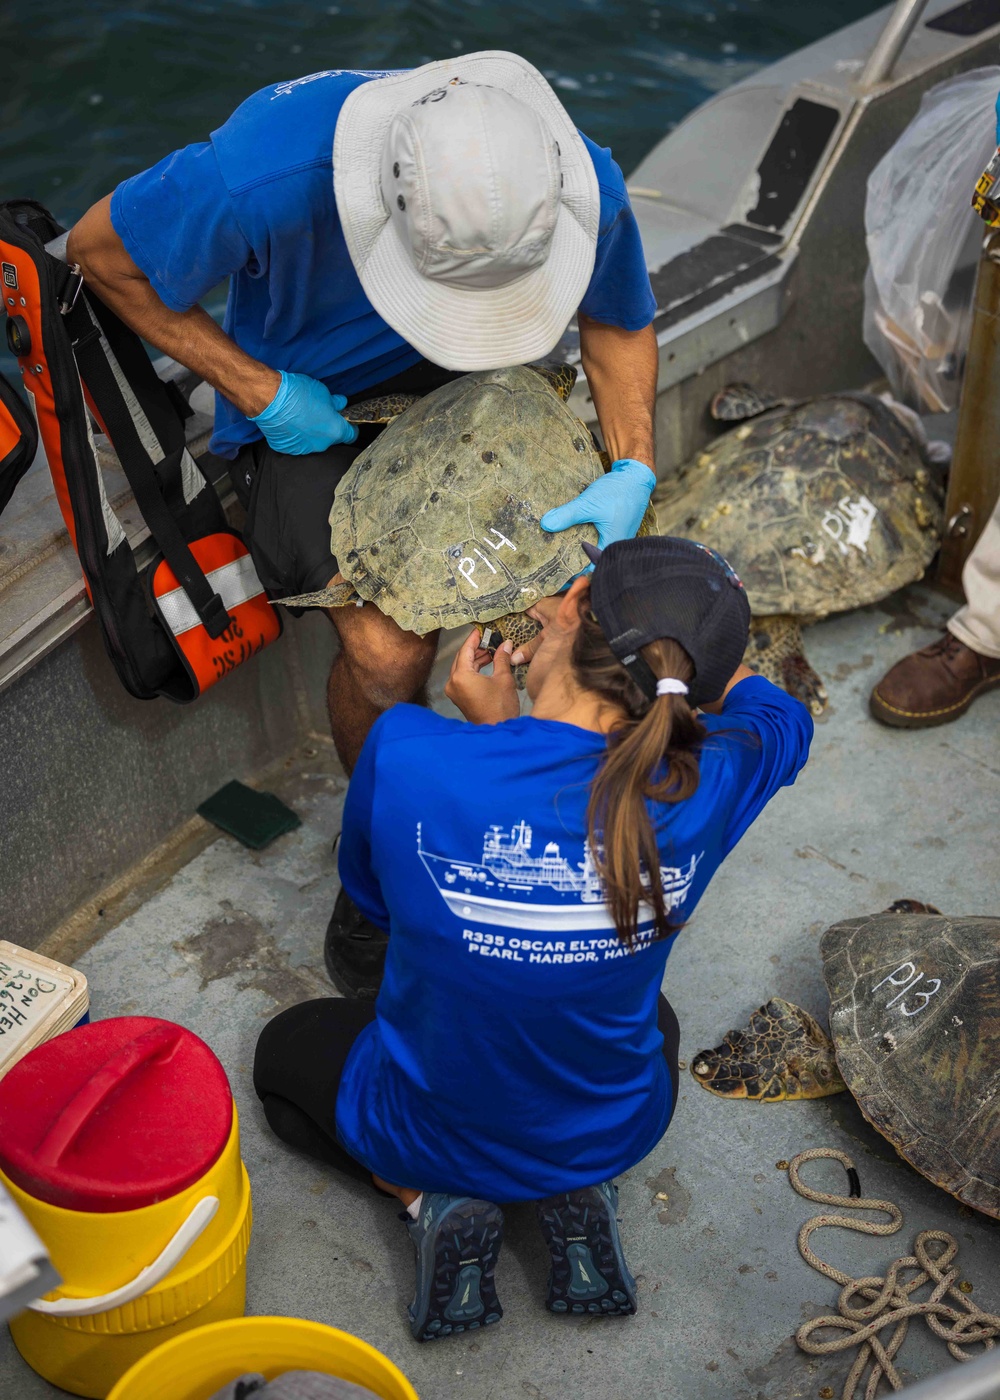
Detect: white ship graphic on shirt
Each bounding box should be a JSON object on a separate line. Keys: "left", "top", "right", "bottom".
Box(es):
{"left": 417, "top": 820, "right": 700, "bottom": 932}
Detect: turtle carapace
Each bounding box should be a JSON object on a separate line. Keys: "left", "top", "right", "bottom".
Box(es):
{"left": 279, "top": 364, "right": 654, "bottom": 661}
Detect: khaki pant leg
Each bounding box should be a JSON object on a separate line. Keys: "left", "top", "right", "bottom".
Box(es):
{"left": 948, "top": 492, "right": 1000, "bottom": 659}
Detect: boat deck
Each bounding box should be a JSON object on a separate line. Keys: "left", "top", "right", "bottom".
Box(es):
{"left": 4, "top": 583, "right": 999, "bottom": 1400}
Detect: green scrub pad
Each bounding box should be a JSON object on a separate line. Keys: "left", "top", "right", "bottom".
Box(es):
{"left": 197, "top": 780, "right": 301, "bottom": 849}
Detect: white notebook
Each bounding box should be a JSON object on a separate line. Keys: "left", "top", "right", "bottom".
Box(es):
{"left": 0, "top": 942, "right": 89, "bottom": 1079}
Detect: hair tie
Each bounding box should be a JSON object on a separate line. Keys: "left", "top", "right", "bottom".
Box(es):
{"left": 656, "top": 678, "right": 689, "bottom": 697}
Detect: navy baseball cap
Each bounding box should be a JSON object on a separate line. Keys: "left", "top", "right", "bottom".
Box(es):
{"left": 582, "top": 535, "right": 751, "bottom": 706}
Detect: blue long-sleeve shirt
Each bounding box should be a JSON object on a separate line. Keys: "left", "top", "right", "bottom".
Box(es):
{"left": 334, "top": 676, "right": 812, "bottom": 1201}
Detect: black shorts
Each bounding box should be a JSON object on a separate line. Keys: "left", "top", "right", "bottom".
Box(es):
{"left": 232, "top": 359, "right": 461, "bottom": 600}
{"left": 252, "top": 994, "right": 681, "bottom": 1188}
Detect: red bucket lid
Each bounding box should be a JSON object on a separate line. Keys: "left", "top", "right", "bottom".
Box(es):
{"left": 0, "top": 1017, "right": 233, "bottom": 1212}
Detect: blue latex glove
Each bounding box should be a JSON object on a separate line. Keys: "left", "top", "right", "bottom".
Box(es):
{"left": 995, "top": 91, "right": 1000, "bottom": 145}
{"left": 250, "top": 371, "right": 358, "bottom": 454}
{"left": 540, "top": 458, "right": 656, "bottom": 550}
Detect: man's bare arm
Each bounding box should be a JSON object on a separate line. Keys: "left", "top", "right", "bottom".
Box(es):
{"left": 66, "top": 195, "right": 279, "bottom": 417}
{"left": 577, "top": 314, "right": 657, "bottom": 468}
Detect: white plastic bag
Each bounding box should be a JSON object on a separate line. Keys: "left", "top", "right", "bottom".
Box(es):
{"left": 864, "top": 67, "right": 999, "bottom": 413}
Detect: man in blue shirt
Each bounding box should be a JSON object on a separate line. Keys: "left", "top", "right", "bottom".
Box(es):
{"left": 67, "top": 52, "right": 659, "bottom": 993}
{"left": 68, "top": 52, "right": 657, "bottom": 747}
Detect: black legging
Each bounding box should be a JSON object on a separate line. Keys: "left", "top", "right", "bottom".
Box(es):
{"left": 253, "top": 994, "right": 682, "bottom": 1193}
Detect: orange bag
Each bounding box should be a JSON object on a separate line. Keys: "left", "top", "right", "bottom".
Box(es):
{"left": 0, "top": 199, "right": 280, "bottom": 702}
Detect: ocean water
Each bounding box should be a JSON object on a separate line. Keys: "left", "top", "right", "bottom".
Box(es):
{"left": 5, "top": 0, "right": 885, "bottom": 225}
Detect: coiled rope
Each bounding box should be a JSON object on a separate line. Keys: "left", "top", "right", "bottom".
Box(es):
{"left": 788, "top": 1148, "right": 1000, "bottom": 1400}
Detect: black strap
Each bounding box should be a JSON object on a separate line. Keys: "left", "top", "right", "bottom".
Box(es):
{"left": 163, "top": 377, "right": 194, "bottom": 422}
{"left": 619, "top": 649, "right": 659, "bottom": 702}
{"left": 51, "top": 259, "right": 84, "bottom": 315}
{"left": 64, "top": 294, "right": 231, "bottom": 639}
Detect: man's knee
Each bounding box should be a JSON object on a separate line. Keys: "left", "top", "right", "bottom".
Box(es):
{"left": 330, "top": 606, "right": 438, "bottom": 706}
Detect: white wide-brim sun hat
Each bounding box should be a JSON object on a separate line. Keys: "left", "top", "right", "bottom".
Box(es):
{"left": 333, "top": 51, "right": 600, "bottom": 371}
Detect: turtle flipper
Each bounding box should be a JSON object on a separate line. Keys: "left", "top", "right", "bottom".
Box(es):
{"left": 744, "top": 615, "right": 827, "bottom": 715}
{"left": 342, "top": 392, "right": 422, "bottom": 426}
{"left": 691, "top": 998, "right": 846, "bottom": 1102}
{"left": 276, "top": 581, "right": 361, "bottom": 609}
{"left": 530, "top": 362, "right": 578, "bottom": 402}
{"left": 638, "top": 500, "right": 657, "bottom": 536}
{"left": 710, "top": 383, "right": 785, "bottom": 423}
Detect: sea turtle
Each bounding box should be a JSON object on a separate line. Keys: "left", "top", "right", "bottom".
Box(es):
{"left": 822, "top": 907, "right": 1000, "bottom": 1219}
{"left": 691, "top": 902, "right": 1000, "bottom": 1219}
{"left": 281, "top": 363, "right": 652, "bottom": 661}
{"left": 689, "top": 901, "right": 940, "bottom": 1102}
{"left": 652, "top": 392, "right": 944, "bottom": 715}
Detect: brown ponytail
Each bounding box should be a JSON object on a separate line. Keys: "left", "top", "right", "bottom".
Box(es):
{"left": 570, "top": 594, "right": 706, "bottom": 946}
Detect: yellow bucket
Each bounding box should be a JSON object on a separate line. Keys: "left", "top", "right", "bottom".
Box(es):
{"left": 6, "top": 1109, "right": 251, "bottom": 1398}
{"left": 107, "top": 1316, "right": 419, "bottom": 1400}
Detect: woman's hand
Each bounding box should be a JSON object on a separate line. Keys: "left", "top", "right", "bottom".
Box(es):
{"left": 445, "top": 628, "right": 521, "bottom": 724}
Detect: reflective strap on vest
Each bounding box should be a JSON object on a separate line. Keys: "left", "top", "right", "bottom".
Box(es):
{"left": 156, "top": 552, "right": 263, "bottom": 637}
{"left": 150, "top": 531, "right": 282, "bottom": 698}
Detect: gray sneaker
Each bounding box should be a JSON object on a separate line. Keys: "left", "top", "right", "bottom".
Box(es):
{"left": 405, "top": 1193, "right": 504, "bottom": 1342}
{"left": 535, "top": 1181, "right": 637, "bottom": 1316}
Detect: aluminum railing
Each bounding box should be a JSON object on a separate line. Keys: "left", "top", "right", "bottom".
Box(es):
{"left": 859, "top": 0, "right": 933, "bottom": 88}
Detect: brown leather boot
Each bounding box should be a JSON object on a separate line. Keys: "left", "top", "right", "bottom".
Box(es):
{"left": 870, "top": 632, "right": 1000, "bottom": 728}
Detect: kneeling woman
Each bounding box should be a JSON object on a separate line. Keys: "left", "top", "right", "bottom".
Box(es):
{"left": 254, "top": 536, "right": 812, "bottom": 1341}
